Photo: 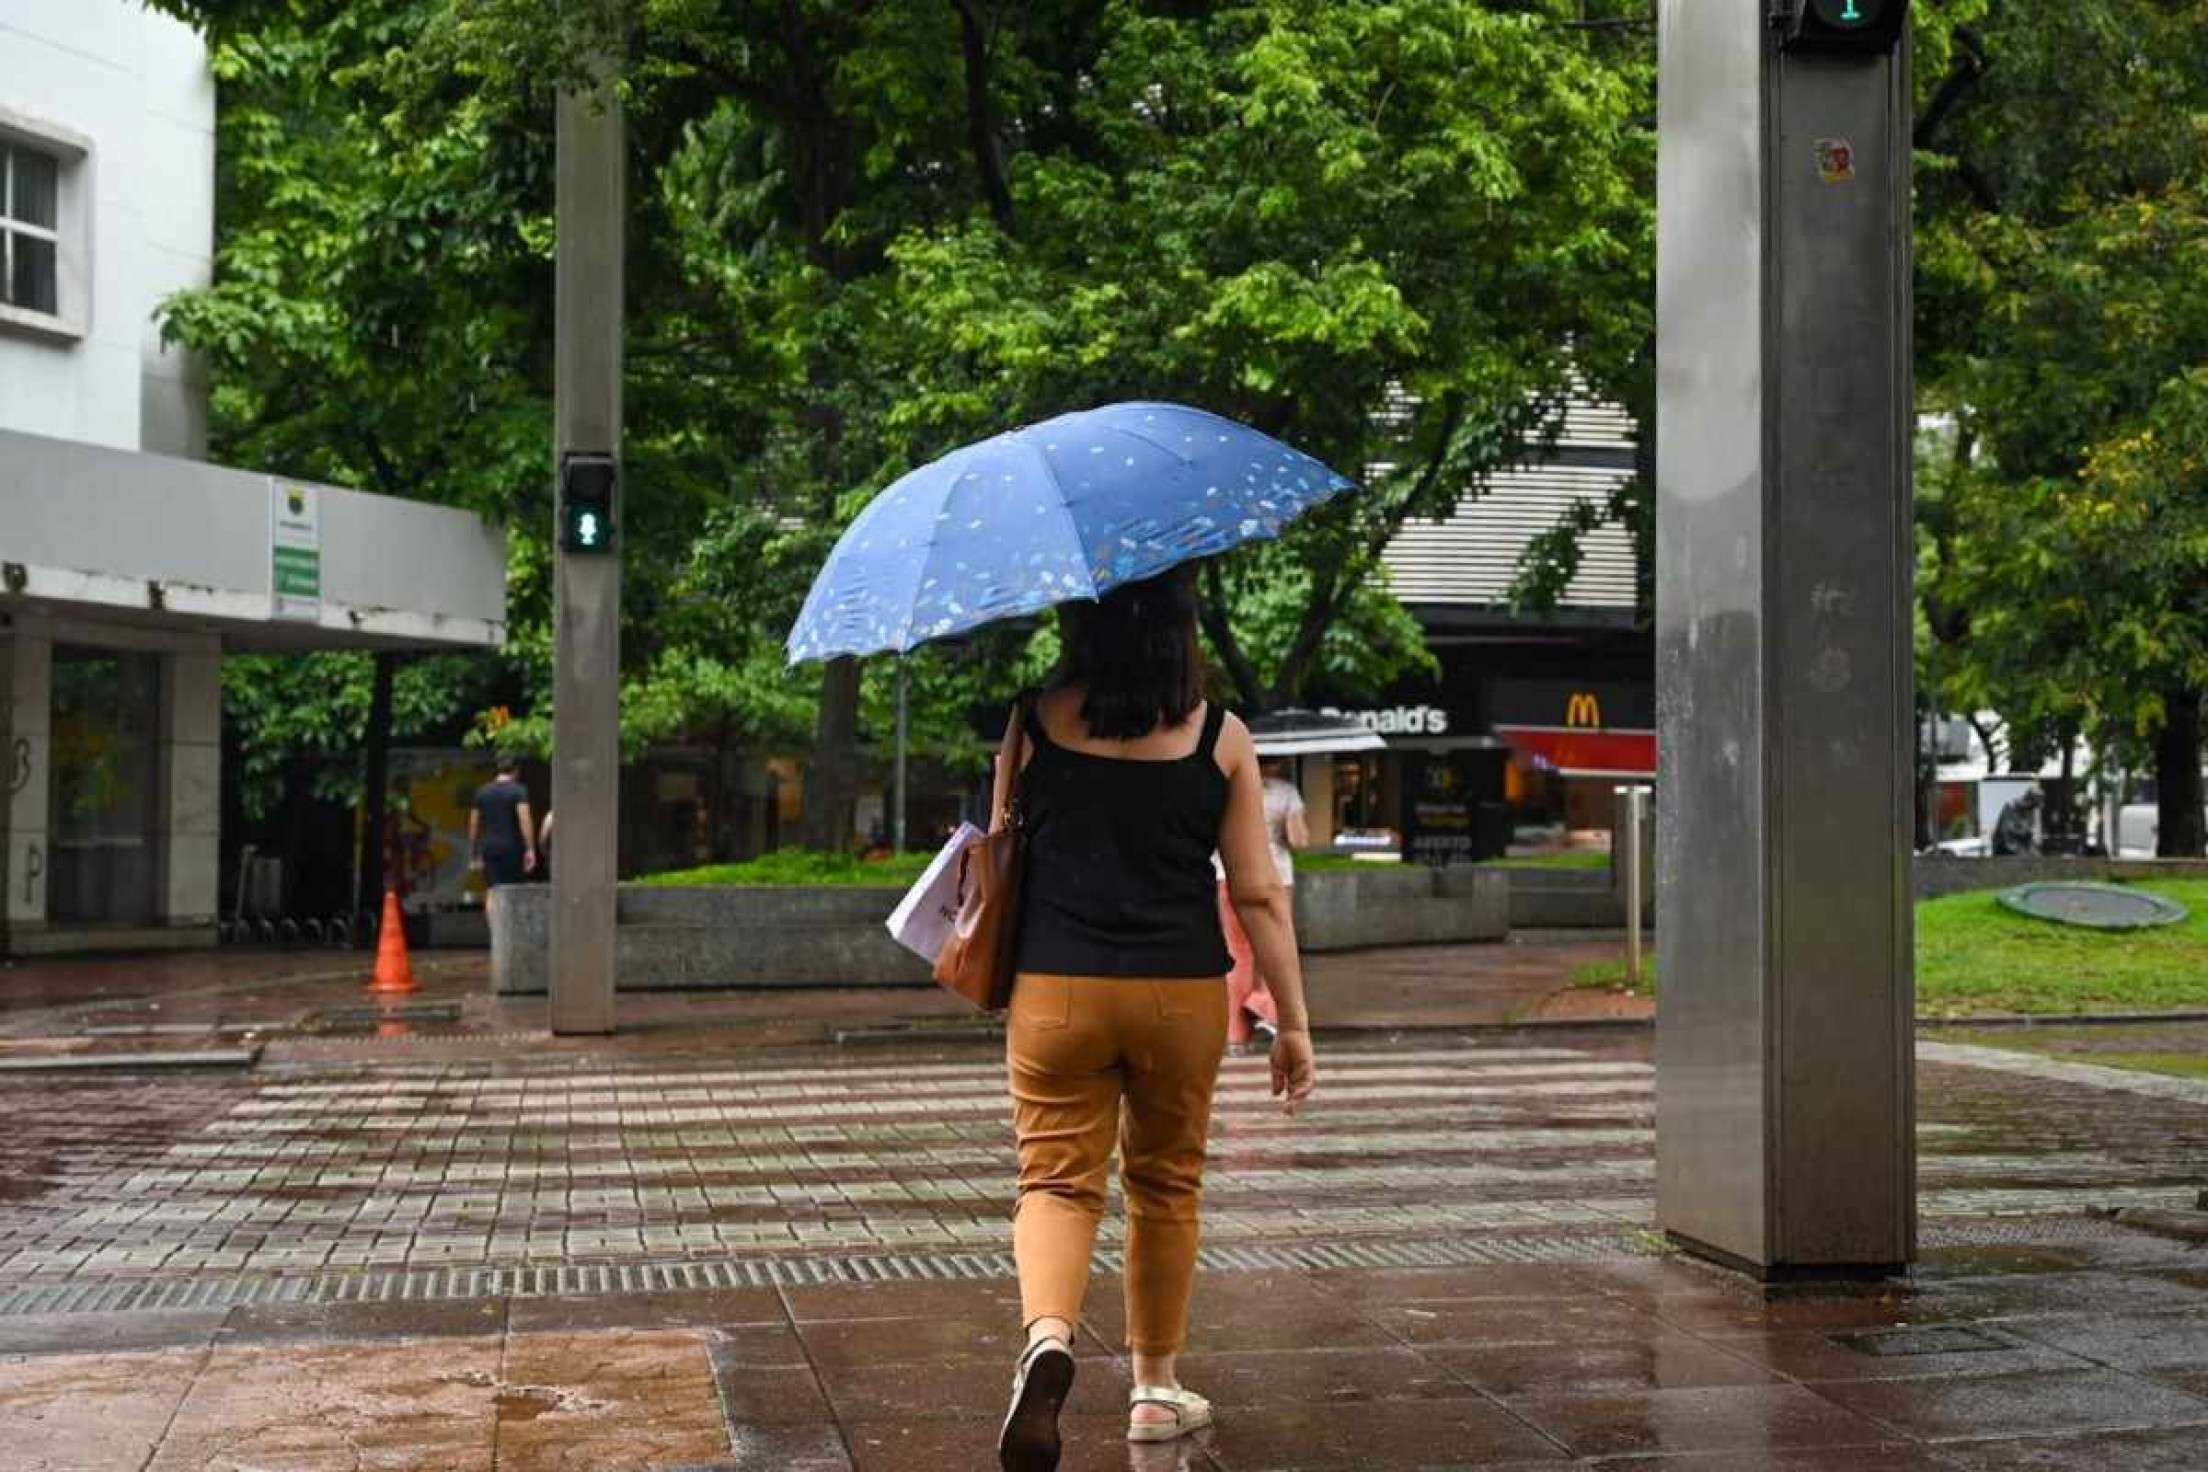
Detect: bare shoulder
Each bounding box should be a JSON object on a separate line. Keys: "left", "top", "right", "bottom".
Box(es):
{"left": 1214, "top": 709, "right": 1254, "bottom": 777}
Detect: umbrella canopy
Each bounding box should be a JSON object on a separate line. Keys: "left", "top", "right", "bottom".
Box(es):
{"left": 786, "top": 402, "right": 1355, "bottom": 663}
{"left": 1246, "top": 708, "right": 1388, "bottom": 757}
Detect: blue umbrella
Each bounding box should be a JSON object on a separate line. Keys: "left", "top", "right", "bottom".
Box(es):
{"left": 785, "top": 401, "right": 1356, "bottom": 663}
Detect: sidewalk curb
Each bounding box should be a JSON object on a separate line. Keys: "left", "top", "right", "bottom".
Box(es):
{"left": 831, "top": 1016, "right": 1661, "bottom": 1045}
{"left": 1918, "top": 1009, "right": 2208, "bottom": 1029}
{"left": 0, "top": 1045, "right": 262, "bottom": 1073}
{"left": 836, "top": 1008, "right": 2208, "bottom": 1046}
{"left": 2103, "top": 1206, "right": 2208, "bottom": 1244}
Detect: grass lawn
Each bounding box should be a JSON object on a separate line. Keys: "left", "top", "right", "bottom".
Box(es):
{"left": 1572, "top": 878, "right": 2208, "bottom": 1017}
{"left": 638, "top": 848, "right": 934, "bottom": 888}
{"left": 1916, "top": 879, "right": 2208, "bottom": 1017}
{"left": 1295, "top": 853, "right": 1399, "bottom": 873}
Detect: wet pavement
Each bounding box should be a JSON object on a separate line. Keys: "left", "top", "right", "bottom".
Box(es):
{"left": 1, "top": 954, "right": 2206, "bottom": 1466}
{"left": 6, "top": 1235, "right": 2208, "bottom": 1468}
{"left": 0, "top": 935, "right": 1647, "bottom": 1062}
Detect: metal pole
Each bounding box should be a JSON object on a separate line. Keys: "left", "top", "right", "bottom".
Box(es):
{"left": 1627, "top": 787, "right": 1645, "bottom": 987}
{"left": 550, "top": 58, "right": 623, "bottom": 1036}
{"left": 358, "top": 651, "right": 394, "bottom": 918}
{"left": 893, "top": 660, "right": 909, "bottom": 853}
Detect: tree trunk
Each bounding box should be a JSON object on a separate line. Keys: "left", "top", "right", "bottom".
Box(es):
{"left": 2155, "top": 684, "right": 2205, "bottom": 858}
{"left": 801, "top": 656, "right": 863, "bottom": 851}
{"left": 1198, "top": 561, "right": 1267, "bottom": 713}
{"left": 358, "top": 652, "right": 395, "bottom": 917}
{"left": 953, "top": 0, "right": 1015, "bottom": 231}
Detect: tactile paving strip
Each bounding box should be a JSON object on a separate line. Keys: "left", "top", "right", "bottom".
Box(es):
{"left": 0, "top": 1228, "right": 1664, "bottom": 1317}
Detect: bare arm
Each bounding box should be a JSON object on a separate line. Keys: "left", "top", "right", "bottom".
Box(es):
{"left": 518, "top": 802, "right": 538, "bottom": 872}
{"left": 1285, "top": 798, "right": 1311, "bottom": 850}
{"left": 1218, "top": 719, "right": 1317, "bottom": 1109}
{"left": 468, "top": 809, "right": 482, "bottom": 866}
{"left": 988, "top": 701, "right": 1026, "bottom": 833}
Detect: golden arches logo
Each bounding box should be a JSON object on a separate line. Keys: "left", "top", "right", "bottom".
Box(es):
{"left": 1565, "top": 692, "right": 1602, "bottom": 729}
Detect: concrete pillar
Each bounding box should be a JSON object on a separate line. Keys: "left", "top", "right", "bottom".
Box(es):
{"left": 1301, "top": 759, "right": 1337, "bottom": 848}
{"left": 157, "top": 644, "right": 221, "bottom": 928}
{"left": 3, "top": 621, "right": 52, "bottom": 939}
{"left": 550, "top": 68, "right": 624, "bottom": 1035}
{"left": 1654, "top": 0, "right": 1915, "bottom": 1274}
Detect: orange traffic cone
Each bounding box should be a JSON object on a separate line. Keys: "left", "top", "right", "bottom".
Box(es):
{"left": 369, "top": 888, "right": 417, "bottom": 994}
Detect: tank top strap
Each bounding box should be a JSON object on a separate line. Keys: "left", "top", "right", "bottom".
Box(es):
{"left": 1194, "top": 701, "right": 1226, "bottom": 762}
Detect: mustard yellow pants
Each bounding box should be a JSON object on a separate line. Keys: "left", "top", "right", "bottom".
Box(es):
{"left": 1007, "top": 972, "right": 1229, "bottom": 1356}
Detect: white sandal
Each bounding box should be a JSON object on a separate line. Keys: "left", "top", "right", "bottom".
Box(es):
{"left": 1127, "top": 1384, "right": 1214, "bottom": 1443}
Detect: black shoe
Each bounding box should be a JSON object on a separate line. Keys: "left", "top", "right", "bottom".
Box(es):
{"left": 1252, "top": 1019, "right": 1279, "bottom": 1047}
{"left": 999, "top": 1335, "right": 1076, "bottom": 1472}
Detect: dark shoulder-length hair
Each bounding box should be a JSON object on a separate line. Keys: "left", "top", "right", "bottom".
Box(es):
{"left": 1053, "top": 564, "right": 1205, "bottom": 741}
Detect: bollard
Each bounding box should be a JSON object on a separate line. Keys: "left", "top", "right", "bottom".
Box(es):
{"left": 1614, "top": 784, "right": 1652, "bottom": 986}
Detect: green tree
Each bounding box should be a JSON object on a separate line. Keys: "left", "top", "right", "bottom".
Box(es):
{"left": 1913, "top": 0, "right": 2208, "bottom": 853}
{"left": 879, "top": 0, "right": 1655, "bottom": 709}
{"left": 156, "top": 0, "right": 1658, "bottom": 853}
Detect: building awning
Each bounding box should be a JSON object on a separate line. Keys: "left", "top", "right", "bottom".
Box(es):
{"left": 1496, "top": 724, "right": 1657, "bottom": 779}
{"left": 1247, "top": 708, "right": 1388, "bottom": 758}
{"left": 0, "top": 429, "right": 505, "bottom": 651}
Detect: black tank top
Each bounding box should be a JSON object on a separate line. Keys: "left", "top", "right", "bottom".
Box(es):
{"left": 1013, "top": 698, "right": 1234, "bottom": 979}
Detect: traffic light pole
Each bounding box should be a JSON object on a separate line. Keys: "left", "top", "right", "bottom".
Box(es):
{"left": 550, "top": 66, "right": 623, "bottom": 1035}
{"left": 1654, "top": 0, "right": 1915, "bottom": 1273}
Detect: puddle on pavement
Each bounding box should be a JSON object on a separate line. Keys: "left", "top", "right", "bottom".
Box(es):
{"left": 1917, "top": 1243, "right": 2099, "bottom": 1278}
{"left": 0, "top": 1038, "right": 93, "bottom": 1055}
{"left": 299, "top": 1002, "right": 469, "bottom": 1040}
{"left": 0, "top": 1156, "right": 57, "bottom": 1201}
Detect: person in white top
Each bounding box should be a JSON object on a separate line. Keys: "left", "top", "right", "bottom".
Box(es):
{"left": 1261, "top": 759, "right": 1310, "bottom": 887}
{"left": 1220, "top": 758, "right": 1309, "bottom": 1045}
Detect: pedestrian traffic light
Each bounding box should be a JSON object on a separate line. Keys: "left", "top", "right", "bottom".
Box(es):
{"left": 1780, "top": 0, "right": 1908, "bottom": 55}
{"left": 560, "top": 452, "right": 617, "bottom": 554}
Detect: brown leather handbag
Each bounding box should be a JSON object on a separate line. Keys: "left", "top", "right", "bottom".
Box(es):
{"left": 932, "top": 696, "right": 1031, "bottom": 1010}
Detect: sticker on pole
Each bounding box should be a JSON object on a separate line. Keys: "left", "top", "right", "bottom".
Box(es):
{"left": 271, "top": 480, "right": 322, "bottom": 622}
{"left": 1996, "top": 882, "right": 2188, "bottom": 932}
{"left": 1816, "top": 139, "right": 1855, "bottom": 184}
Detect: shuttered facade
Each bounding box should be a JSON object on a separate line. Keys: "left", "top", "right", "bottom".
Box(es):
{"left": 1379, "top": 393, "right": 1641, "bottom": 613}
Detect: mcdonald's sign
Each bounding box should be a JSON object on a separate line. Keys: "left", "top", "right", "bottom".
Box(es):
{"left": 1565, "top": 692, "right": 1603, "bottom": 729}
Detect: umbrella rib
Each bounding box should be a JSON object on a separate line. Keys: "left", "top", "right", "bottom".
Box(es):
{"left": 891, "top": 441, "right": 985, "bottom": 655}
{"left": 1095, "top": 420, "right": 1197, "bottom": 468}
{"left": 1013, "top": 431, "right": 1103, "bottom": 603}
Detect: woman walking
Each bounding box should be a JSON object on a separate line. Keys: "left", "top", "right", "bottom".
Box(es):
{"left": 994, "top": 566, "right": 1319, "bottom": 1471}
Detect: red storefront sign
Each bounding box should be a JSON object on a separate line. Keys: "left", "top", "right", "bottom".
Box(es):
{"left": 1495, "top": 725, "right": 1658, "bottom": 778}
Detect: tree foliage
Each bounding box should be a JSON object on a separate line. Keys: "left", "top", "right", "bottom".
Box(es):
{"left": 1913, "top": 0, "right": 2208, "bottom": 852}
{"left": 155, "top": 0, "right": 1658, "bottom": 850}
{"left": 874, "top": 1, "right": 1656, "bottom": 706}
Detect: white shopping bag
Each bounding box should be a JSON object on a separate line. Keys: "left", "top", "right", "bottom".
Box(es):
{"left": 886, "top": 822, "right": 986, "bottom": 964}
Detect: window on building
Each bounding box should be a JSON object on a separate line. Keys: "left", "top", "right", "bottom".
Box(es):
{"left": 2, "top": 142, "right": 62, "bottom": 317}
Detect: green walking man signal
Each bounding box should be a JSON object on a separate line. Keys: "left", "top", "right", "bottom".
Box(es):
{"left": 1781, "top": 0, "right": 1908, "bottom": 54}
{"left": 561, "top": 452, "right": 618, "bottom": 554}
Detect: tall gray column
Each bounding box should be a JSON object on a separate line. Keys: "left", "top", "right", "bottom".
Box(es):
{"left": 1654, "top": 2, "right": 1916, "bottom": 1273}
{"left": 156, "top": 643, "right": 222, "bottom": 930}
{"left": 551, "top": 71, "right": 624, "bottom": 1036}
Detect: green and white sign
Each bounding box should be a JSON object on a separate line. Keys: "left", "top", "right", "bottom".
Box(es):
{"left": 271, "top": 480, "right": 322, "bottom": 621}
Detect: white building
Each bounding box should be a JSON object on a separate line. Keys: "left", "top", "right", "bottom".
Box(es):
{"left": 1, "top": 3, "right": 507, "bottom": 953}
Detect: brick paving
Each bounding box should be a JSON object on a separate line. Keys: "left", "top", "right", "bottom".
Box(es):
{"left": 3, "top": 968, "right": 2208, "bottom": 1465}
{"left": 1, "top": 1032, "right": 2205, "bottom": 1303}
